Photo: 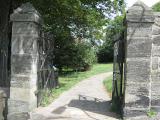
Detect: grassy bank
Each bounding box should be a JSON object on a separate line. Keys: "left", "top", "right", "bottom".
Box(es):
{"left": 41, "top": 63, "right": 113, "bottom": 106}
{"left": 103, "top": 75, "right": 113, "bottom": 95}
{"left": 103, "top": 74, "right": 122, "bottom": 117}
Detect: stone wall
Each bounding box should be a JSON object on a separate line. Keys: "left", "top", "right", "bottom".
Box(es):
{"left": 0, "top": 91, "right": 6, "bottom": 120}
{"left": 123, "top": 1, "right": 160, "bottom": 119}
{"left": 7, "top": 3, "right": 42, "bottom": 120}
{"left": 151, "top": 13, "right": 160, "bottom": 112}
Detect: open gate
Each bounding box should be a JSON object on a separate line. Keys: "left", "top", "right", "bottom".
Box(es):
{"left": 37, "top": 31, "right": 58, "bottom": 106}
{"left": 112, "top": 30, "right": 125, "bottom": 113}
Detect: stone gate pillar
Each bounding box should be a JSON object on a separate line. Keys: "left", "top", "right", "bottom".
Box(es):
{"left": 151, "top": 13, "right": 160, "bottom": 112}
{"left": 124, "top": 1, "right": 154, "bottom": 119}
{"left": 7, "top": 3, "right": 42, "bottom": 120}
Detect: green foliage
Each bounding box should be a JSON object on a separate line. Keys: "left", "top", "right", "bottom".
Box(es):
{"left": 97, "top": 40, "right": 113, "bottom": 63}
{"left": 14, "top": 0, "right": 124, "bottom": 69}
{"left": 54, "top": 42, "right": 97, "bottom": 71}
{"left": 97, "top": 15, "right": 125, "bottom": 63}
{"left": 147, "top": 109, "right": 157, "bottom": 118}
{"left": 71, "top": 42, "right": 97, "bottom": 71}
{"left": 103, "top": 75, "right": 113, "bottom": 93}
{"left": 152, "top": 2, "right": 160, "bottom": 12}
{"left": 103, "top": 75, "right": 122, "bottom": 117}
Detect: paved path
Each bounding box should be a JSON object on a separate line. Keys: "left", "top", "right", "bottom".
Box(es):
{"left": 31, "top": 72, "right": 119, "bottom": 120}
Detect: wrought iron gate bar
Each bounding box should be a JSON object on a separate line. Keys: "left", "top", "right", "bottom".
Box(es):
{"left": 112, "top": 30, "right": 125, "bottom": 113}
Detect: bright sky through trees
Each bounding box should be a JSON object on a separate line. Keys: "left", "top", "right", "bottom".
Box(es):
{"left": 126, "top": 0, "right": 160, "bottom": 8}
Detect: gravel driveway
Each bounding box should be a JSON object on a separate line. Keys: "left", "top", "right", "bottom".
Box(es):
{"left": 30, "top": 72, "right": 119, "bottom": 120}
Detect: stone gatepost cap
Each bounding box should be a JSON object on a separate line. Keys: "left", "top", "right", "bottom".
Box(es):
{"left": 126, "top": 0, "right": 154, "bottom": 22}
{"left": 129, "top": 0, "right": 151, "bottom": 10}
{"left": 10, "top": 2, "right": 43, "bottom": 24}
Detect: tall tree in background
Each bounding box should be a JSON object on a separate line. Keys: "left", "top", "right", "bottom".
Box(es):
{"left": 2, "top": 0, "right": 125, "bottom": 70}
{"left": 97, "top": 15, "right": 125, "bottom": 63}
{"left": 152, "top": 2, "right": 160, "bottom": 12}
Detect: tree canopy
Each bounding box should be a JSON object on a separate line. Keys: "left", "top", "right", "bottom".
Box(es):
{"left": 152, "top": 2, "right": 160, "bottom": 12}
{"left": 14, "top": 0, "right": 125, "bottom": 70}
{"left": 97, "top": 15, "right": 125, "bottom": 63}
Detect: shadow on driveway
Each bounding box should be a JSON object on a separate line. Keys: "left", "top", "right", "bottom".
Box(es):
{"left": 52, "top": 95, "right": 119, "bottom": 119}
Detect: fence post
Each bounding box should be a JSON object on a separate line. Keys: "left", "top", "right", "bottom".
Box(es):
{"left": 8, "top": 3, "right": 42, "bottom": 120}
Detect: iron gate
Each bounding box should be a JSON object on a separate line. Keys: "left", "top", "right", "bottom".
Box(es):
{"left": 37, "top": 31, "right": 58, "bottom": 106}
{"left": 112, "top": 30, "right": 125, "bottom": 112}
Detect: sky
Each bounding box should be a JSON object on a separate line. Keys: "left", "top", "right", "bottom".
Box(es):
{"left": 126, "top": 0, "right": 160, "bottom": 8}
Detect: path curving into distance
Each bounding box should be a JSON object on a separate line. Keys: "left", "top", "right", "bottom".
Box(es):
{"left": 30, "top": 72, "right": 119, "bottom": 120}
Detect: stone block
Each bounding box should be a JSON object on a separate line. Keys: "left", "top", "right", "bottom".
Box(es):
{"left": 126, "top": 1, "right": 154, "bottom": 23}
{"left": 152, "top": 46, "right": 160, "bottom": 57}
{"left": 154, "top": 17, "right": 160, "bottom": 26}
{"left": 125, "top": 87, "right": 150, "bottom": 108}
{"left": 151, "top": 72, "right": 160, "bottom": 83}
{"left": 152, "top": 25, "right": 160, "bottom": 35}
{"left": 12, "top": 23, "right": 39, "bottom": 35}
{"left": 127, "top": 23, "right": 152, "bottom": 37}
{"left": 10, "top": 75, "right": 31, "bottom": 88}
{"left": 13, "top": 28, "right": 39, "bottom": 36}
{"left": 125, "top": 83, "right": 149, "bottom": 96}
{"left": 10, "top": 74, "right": 37, "bottom": 88}
{"left": 152, "top": 57, "right": 158, "bottom": 70}
{"left": 12, "top": 22, "right": 39, "bottom": 32}
{"left": 11, "top": 54, "right": 38, "bottom": 75}
{"left": 126, "top": 73, "right": 150, "bottom": 83}
{"left": 10, "top": 87, "right": 37, "bottom": 102}
{"left": 10, "top": 87, "right": 30, "bottom": 102}
{"left": 7, "top": 112, "right": 30, "bottom": 120}
{"left": 151, "top": 83, "right": 160, "bottom": 95}
{"left": 127, "top": 22, "right": 153, "bottom": 28}
{"left": 13, "top": 22, "right": 38, "bottom": 28}
{"left": 125, "top": 93, "right": 150, "bottom": 108}
{"left": 126, "top": 58, "right": 150, "bottom": 75}
{"left": 152, "top": 35, "right": 160, "bottom": 45}
{"left": 8, "top": 100, "right": 29, "bottom": 114}
{"left": 151, "top": 95, "right": 160, "bottom": 106}
{"left": 11, "top": 13, "right": 42, "bottom": 24}
{"left": 127, "top": 13, "right": 154, "bottom": 23}
{"left": 126, "top": 37, "right": 152, "bottom": 58}
{"left": 151, "top": 83, "right": 160, "bottom": 107}
{"left": 0, "top": 91, "right": 5, "bottom": 120}
{"left": 123, "top": 108, "right": 148, "bottom": 118}
{"left": 12, "top": 35, "right": 38, "bottom": 54}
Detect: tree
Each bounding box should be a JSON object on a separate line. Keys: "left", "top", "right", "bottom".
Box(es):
{"left": 152, "top": 2, "right": 160, "bottom": 11}
{"left": 12, "top": 0, "right": 125, "bottom": 70}
{"left": 97, "top": 15, "right": 125, "bottom": 63}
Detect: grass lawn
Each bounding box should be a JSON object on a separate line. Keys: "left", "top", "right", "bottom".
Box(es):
{"left": 103, "top": 74, "right": 122, "bottom": 117}
{"left": 103, "top": 75, "right": 113, "bottom": 95}
{"left": 41, "top": 63, "right": 113, "bottom": 106}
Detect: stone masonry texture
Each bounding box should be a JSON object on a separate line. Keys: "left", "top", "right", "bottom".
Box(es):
{"left": 124, "top": 1, "right": 160, "bottom": 119}
{"left": 0, "top": 91, "right": 6, "bottom": 120}
{"left": 7, "top": 3, "right": 42, "bottom": 120}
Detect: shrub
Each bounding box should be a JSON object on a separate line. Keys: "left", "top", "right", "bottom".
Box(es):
{"left": 97, "top": 42, "right": 113, "bottom": 63}
{"left": 55, "top": 41, "right": 97, "bottom": 71}
{"left": 71, "top": 42, "right": 97, "bottom": 71}
{"left": 152, "top": 2, "right": 160, "bottom": 12}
